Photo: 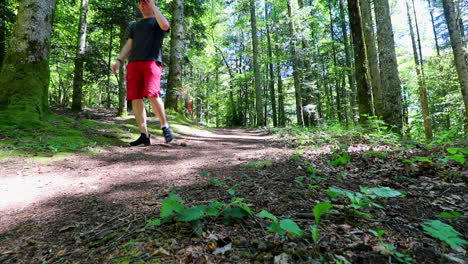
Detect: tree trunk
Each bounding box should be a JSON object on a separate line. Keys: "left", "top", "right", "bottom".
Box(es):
{"left": 287, "top": 0, "right": 304, "bottom": 126}
{"left": 360, "top": 0, "right": 383, "bottom": 117}
{"left": 427, "top": 0, "right": 440, "bottom": 56}
{"left": 348, "top": 0, "right": 373, "bottom": 123}
{"left": 0, "top": 0, "right": 57, "bottom": 121}
{"left": 329, "top": 1, "right": 343, "bottom": 123}
{"left": 106, "top": 26, "right": 114, "bottom": 109}
{"left": 0, "top": 19, "right": 5, "bottom": 71}
{"left": 339, "top": 0, "right": 357, "bottom": 123}
{"left": 410, "top": 0, "right": 424, "bottom": 72}
{"left": 249, "top": 0, "right": 264, "bottom": 126}
{"left": 117, "top": 23, "right": 127, "bottom": 116}
{"left": 375, "top": 0, "right": 403, "bottom": 133}
{"left": 166, "top": 0, "right": 184, "bottom": 111}
{"left": 275, "top": 44, "right": 285, "bottom": 127}
{"left": 407, "top": 1, "right": 432, "bottom": 140}
{"left": 71, "top": 0, "right": 89, "bottom": 112}
{"left": 265, "top": 1, "right": 277, "bottom": 127}
{"left": 454, "top": 1, "right": 465, "bottom": 48}
{"left": 442, "top": 0, "right": 468, "bottom": 131}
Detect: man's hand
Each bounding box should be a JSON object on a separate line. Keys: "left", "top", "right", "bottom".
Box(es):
{"left": 111, "top": 60, "right": 121, "bottom": 74}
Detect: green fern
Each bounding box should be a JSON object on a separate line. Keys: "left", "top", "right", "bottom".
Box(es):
{"left": 422, "top": 220, "right": 468, "bottom": 249}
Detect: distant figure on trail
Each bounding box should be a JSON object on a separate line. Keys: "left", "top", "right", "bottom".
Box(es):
{"left": 112, "top": 0, "right": 174, "bottom": 146}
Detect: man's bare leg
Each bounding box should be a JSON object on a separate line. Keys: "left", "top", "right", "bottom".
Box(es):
{"left": 132, "top": 99, "right": 149, "bottom": 136}
{"left": 148, "top": 96, "right": 174, "bottom": 143}
{"left": 148, "top": 96, "right": 168, "bottom": 127}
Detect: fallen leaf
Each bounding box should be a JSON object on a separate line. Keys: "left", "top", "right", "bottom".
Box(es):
{"left": 151, "top": 247, "right": 171, "bottom": 256}
{"left": 59, "top": 224, "right": 76, "bottom": 233}
{"left": 212, "top": 242, "right": 232, "bottom": 255}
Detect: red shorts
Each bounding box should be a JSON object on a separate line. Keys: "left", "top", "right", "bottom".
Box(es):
{"left": 126, "top": 61, "right": 163, "bottom": 100}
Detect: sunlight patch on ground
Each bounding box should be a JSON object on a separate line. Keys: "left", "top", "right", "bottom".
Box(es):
{"left": 172, "top": 125, "right": 273, "bottom": 140}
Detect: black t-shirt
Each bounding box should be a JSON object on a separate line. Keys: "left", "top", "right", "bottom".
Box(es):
{"left": 127, "top": 17, "right": 168, "bottom": 63}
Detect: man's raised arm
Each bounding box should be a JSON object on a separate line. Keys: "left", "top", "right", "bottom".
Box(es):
{"left": 148, "top": 0, "right": 170, "bottom": 31}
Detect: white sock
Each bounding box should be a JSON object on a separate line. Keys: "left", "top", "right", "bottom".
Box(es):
{"left": 161, "top": 124, "right": 169, "bottom": 129}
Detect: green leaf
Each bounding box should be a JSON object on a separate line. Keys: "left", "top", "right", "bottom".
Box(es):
{"left": 446, "top": 154, "right": 465, "bottom": 164}
{"left": 206, "top": 207, "right": 220, "bottom": 217}
{"left": 209, "top": 178, "right": 225, "bottom": 185}
{"left": 269, "top": 222, "right": 285, "bottom": 236}
{"left": 313, "top": 202, "right": 333, "bottom": 225}
{"left": 223, "top": 207, "right": 249, "bottom": 219}
{"left": 404, "top": 157, "right": 432, "bottom": 163}
{"left": 160, "top": 194, "right": 185, "bottom": 218}
{"left": 206, "top": 201, "right": 223, "bottom": 217}
{"left": 310, "top": 225, "right": 319, "bottom": 244}
{"left": 369, "top": 229, "right": 386, "bottom": 238}
{"left": 146, "top": 219, "right": 161, "bottom": 227}
{"left": 279, "top": 219, "right": 304, "bottom": 237}
{"left": 457, "top": 148, "right": 468, "bottom": 154}
{"left": 177, "top": 205, "right": 207, "bottom": 222}
{"left": 447, "top": 148, "right": 458, "bottom": 154}
{"left": 436, "top": 211, "right": 464, "bottom": 219}
{"left": 258, "top": 210, "right": 278, "bottom": 222}
{"left": 422, "top": 220, "right": 468, "bottom": 249}
{"left": 228, "top": 188, "right": 235, "bottom": 196}
{"left": 360, "top": 187, "right": 403, "bottom": 198}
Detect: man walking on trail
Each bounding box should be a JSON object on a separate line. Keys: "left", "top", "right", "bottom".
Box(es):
{"left": 112, "top": 0, "right": 174, "bottom": 146}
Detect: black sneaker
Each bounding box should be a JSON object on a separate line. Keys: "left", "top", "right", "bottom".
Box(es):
{"left": 162, "top": 127, "right": 174, "bottom": 143}
{"left": 130, "top": 133, "right": 150, "bottom": 146}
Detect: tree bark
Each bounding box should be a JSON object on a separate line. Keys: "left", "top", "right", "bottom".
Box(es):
{"left": 166, "top": 0, "right": 184, "bottom": 111}
{"left": 106, "top": 26, "right": 114, "bottom": 109}
{"left": 71, "top": 0, "right": 89, "bottom": 112}
{"left": 360, "top": 0, "right": 383, "bottom": 117}
{"left": 442, "top": 0, "right": 468, "bottom": 131}
{"left": 411, "top": 0, "right": 424, "bottom": 71}
{"left": 0, "top": 19, "right": 5, "bottom": 71}
{"left": 348, "top": 0, "right": 373, "bottom": 123}
{"left": 427, "top": 0, "right": 440, "bottom": 56}
{"left": 287, "top": 0, "right": 304, "bottom": 126}
{"left": 339, "top": 0, "right": 357, "bottom": 123}
{"left": 375, "top": 0, "right": 403, "bottom": 133}
{"left": 265, "top": 1, "right": 277, "bottom": 127}
{"left": 407, "top": 1, "right": 432, "bottom": 140}
{"left": 329, "top": 1, "right": 343, "bottom": 123}
{"left": 250, "top": 0, "right": 264, "bottom": 126}
{"left": 275, "top": 43, "right": 285, "bottom": 127}
{"left": 0, "top": 0, "right": 57, "bottom": 120}
{"left": 117, "top": 23, "right": 127, "bottom": 116}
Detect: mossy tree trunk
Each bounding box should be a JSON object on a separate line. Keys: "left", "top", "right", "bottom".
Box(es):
{"left": 348, "top": 0, "right": 373, "bottom": 124}
{"left": 0, "top": 0, "right": 57, "bottom": 123}
{"left": 442, "top": 0, "right": 468, "bottom": 131}
{"left": 166, "top": 0, "right": 184, "bottom": 112}
{"left": 71, "top": 0, "right": 89, "bottom": 112}
{"left": 360, "top": 0, "right": 383, "bottom": 118}
{"left": 375, "top": 0, "right": 403, "bottom": 133}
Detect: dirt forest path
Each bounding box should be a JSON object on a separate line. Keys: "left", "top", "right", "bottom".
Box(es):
{"left": 0, "top": 129, "right": 277, "bottom": 229}
{"left": 1, "top": 120, "right": 467, "bottom": 263}
{"left": 0, "top": 127, "right": 288, "bottom": 262}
